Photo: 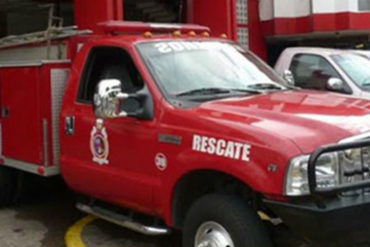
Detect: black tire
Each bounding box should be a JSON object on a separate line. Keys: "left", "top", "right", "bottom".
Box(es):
{"left": 183, "top": 194, "right": 273, "bottom": 247}
{"left": 0, "top": 166, "right": 16, "bottom": 207}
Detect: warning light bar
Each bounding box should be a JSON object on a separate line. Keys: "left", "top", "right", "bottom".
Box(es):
{"left": 99, "top": 21, "right": 211, "bottom": 35}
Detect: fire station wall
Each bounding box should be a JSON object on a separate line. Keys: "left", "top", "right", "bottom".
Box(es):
{"left": 248, "top": 0, "right": 267, "bottom": 59}
{"left": 312, "top": 0, "right": 358, "bottom": 13}
{"left": 186, "top": 0, "right": 267, "bottom": 59}
{"left": 72, "top": 0, "right": 267, "bottom": 59}
{"left": 259, "top": 0, "right": 311, "bottom": 35}
{"left": 311, "top": 0, "right": 370, "bottom": 32}
{"left": 274, "top": 0, "right": 310, "bottom": 18}
{"left": 123, "top": 0, "right": 181, "bottom": 23}
{"left": 187, "top": 0, "right": 237, "bottom": 40}
{"left": 74, "top": 0, "right": 123, "bottom": 32}
{"left": 260, "top": 0, "right": 370, "bottom": 35}
{"left": 0, "top": 1, "right": 74, "bottom": 38}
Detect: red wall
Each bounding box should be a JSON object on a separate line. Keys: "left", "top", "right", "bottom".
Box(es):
{"left": 186, "top": 0, "right": 267, "bottom": 59}
{"left": 74, "top": 0, "right": 123, "bottom": 33}
{"left": 260, "top": 12, "right": 370, "bottom": 36}
{"left": 187, "top": 0, "right": 237, "bottom": 40}
{"left": 313, "top": 12, "right": 370, "bottom": 32}
{"left": 247, "top": 0, "right": 266, "bottom": 60}
{"left": 73, "top": 0, "right": 267, "bottom": 59}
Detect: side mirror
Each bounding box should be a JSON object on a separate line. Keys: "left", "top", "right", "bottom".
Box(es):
{"left": 283, "top": 70, "right": 295, "bottom": 86}
{"left": 326, "top": 77, "right": 345, "bottom": 92}
{"left": 93, "top": 79, "right": 153, "bottom": 120}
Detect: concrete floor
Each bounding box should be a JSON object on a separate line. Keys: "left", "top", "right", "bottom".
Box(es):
{"left": 0, "top": 174, "right": 305, "bottom": 247}
{"left": 0, "top": 175, "right": 180, "bottom": 247}
{"left": 0, "top": 176, "right": 78, "bottom": 247}
{"left": 83, "top": 220, "right": 180, "bottom": 247}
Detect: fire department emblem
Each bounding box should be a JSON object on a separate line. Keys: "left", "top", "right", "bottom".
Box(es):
{"left": 155, "top": 153, "right": 167, "bottom": 171}
{"left": 90, "top": 119, "right": 109, "bottom": 165}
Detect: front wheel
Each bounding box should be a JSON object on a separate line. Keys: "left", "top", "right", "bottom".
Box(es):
{"left": 183, "top": 194, "right": 273, "bottom": 247}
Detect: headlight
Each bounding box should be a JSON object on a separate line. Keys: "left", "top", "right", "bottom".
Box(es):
{"left": 285, "top": 152, "right": 340, "bottom": 196}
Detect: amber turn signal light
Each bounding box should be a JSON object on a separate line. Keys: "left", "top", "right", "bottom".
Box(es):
{"left": 188, "top": 31, "right": 196, "bottom": 37}
{"left": 143, "top": 31, "right": 152, "bottom": 38}
{"left": 201, "top": 32, "right": 210, "bottom": 37}
{"left": 173, "top": 30, "right": 182, "bottom": 37}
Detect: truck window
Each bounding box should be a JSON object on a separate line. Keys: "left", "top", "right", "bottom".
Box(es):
{"left": 289, "top": 54, "right": 341, "bottom": 90}
{"left": 137, "top": 41, "right": 286, "bottom": 99}
{"left": 78, "top": 46, "right": 144, "bottom": 103}
{"left": 331, "top": 53, "right": 370, "bottom": 90}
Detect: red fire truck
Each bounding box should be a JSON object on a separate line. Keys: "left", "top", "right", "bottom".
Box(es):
{"left": 2, "top": 21, "right": 370, "bottom": 247}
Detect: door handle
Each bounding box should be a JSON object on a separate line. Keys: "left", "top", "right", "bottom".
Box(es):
{"left": 65, "top": 116, "right": 75, "bottom": 136}
{"left": 1, "top": 106, "right": 9, "bottom": 118}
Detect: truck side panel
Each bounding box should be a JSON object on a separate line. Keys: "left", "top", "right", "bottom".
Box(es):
{"left": 0, "top": 67, "right": 42, "bottom": 165}
{"left": 0, "top": 62, "right": 70, "bottom": 176}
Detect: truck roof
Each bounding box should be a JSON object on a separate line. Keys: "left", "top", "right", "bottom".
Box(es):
{"left": 91, "top": 34, "right": 231, "bottom": 46}
{"left": 100, "top": 21, "right": 210, "bottom": 35}
{"left": 281, "top": 47, "right": 355, "bottom": 56}
{"left": 92, "top": 21, "right": 228, "bottom": 46}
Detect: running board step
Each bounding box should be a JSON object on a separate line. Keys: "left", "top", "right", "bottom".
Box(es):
{"left": 76, "top": 203, "right": 171, "bottom": 236}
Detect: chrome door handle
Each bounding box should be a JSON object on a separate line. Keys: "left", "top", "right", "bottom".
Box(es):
{"left": 65, "top": 116, "right": 75, "bottom": 136}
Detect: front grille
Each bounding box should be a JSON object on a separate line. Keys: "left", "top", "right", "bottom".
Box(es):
{"left": 308, "top": 136, "right": 370, "bottom": 195}
{"left": 339, "top": 146, "right": 370, "bottom": 195}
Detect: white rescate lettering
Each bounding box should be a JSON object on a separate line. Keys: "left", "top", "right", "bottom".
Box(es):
{"left": 242, "top": 145, "right": 251, "bottom": 162}
{"left": 200, "top": 136, "right": 208, "bottom": 153}
{"left": 192, "top": 134, "right": 201, "bottom": 151}
{"left": 192, "top": 135, "right": 251, "bottom": 163}
{"left": 233, "top": 142, "right": 243, "bottom": 159}
{"left": 216, "top": 139, "right": 226, "bottom": 156}
{"left": 207, "top": 137, "right": 217, "bottom": 154}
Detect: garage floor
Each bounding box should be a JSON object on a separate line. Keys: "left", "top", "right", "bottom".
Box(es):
{"left": 0, "top": 177, "right": 180, "bottom": 247}
{"left": 0, "top": 175, "right": 309, "bottom": 247}
{"left": 82, "top": 220, "right": 180, "bottom": 247}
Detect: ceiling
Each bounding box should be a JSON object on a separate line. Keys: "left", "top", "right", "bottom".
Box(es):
{"left": 0, "top": 0, "right": 71, "bottom": 13}
{"left": 0, "top": 0, "right": 74, "bottom": 37}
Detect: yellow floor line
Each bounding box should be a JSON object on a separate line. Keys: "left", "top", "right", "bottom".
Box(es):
{"left": 65, "top": 215, "right": 97, "bottom": 247}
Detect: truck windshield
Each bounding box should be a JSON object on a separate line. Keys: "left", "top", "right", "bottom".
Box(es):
{"left": 137, "top": 41, "right": 286, "bottom": 98}
{"left": 331, "top": 53, "right": 370, "bottom": 90}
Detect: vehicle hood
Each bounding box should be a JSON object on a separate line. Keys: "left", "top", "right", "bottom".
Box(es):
{"left": 360, "top": 90, "right": 370, "bottom": 99}
{"left": 193, "top": 90, "right": 370, "bottom": 153}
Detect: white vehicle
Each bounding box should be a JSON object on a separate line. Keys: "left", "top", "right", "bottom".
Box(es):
{"left": 275, "top": 47, "right": 370, "bottom": 98}
{"left": 352, "top": 50, "right": 370, "bottom": 60}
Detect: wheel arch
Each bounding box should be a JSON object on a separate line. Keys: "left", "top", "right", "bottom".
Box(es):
{"left": 171, "top": 169, "right": 255, "bottom": 228}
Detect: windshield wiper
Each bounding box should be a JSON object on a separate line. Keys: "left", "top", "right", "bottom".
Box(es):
{"left": 229, "top": 88, "right": 263, "bottom": 94}
{"left": 175, "top": 86, "right": 266, "bottom": 98}
{"left": 247, "top": 83, "right": 284, "bottom": 90}
{"left": 176, "top": 87, "right": 231, "bottom": 97}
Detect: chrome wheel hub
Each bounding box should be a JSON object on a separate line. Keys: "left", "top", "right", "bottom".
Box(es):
{"left": 195, "top": 221, "right": 235, "bottom": 247}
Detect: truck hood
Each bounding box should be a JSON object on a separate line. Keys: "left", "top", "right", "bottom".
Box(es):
{"left": 194, "top": 90, "right": 370, "bottom": 153}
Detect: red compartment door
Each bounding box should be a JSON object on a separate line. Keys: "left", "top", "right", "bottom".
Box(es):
{"left": 0, "top": 67, "right": 43, "bottom": 165}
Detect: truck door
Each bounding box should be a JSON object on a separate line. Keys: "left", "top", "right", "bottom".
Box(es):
{"left": 289, "top": 54, "right": 344, "bottom": 90}
{"left": 61, "top": 46, "right": 159, "bottom": 213}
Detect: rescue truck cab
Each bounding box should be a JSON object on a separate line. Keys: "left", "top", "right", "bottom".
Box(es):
{"left": 1, "top": 22, "right": 370, "bottom": 247}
